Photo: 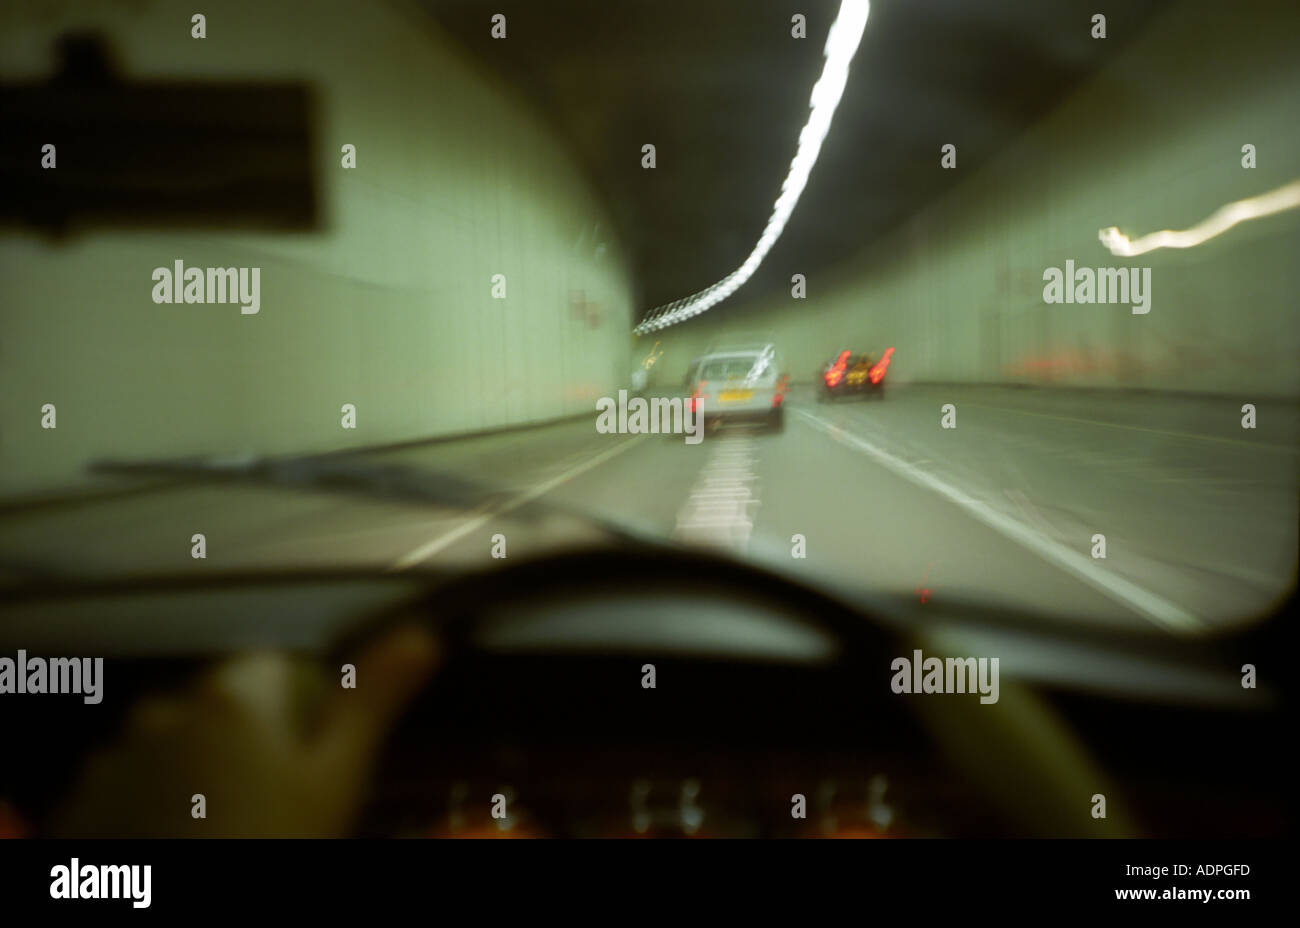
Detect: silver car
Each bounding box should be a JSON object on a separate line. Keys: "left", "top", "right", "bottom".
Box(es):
{"left": 688, "top": 345, "right": 788, "bottom": 432}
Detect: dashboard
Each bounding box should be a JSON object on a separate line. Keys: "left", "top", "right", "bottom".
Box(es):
{"left": 0, "top": 547, "right": 1286, "bottom": 838}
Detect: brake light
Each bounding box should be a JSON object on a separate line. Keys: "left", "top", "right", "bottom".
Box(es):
{"left": 690, "top": 382, "right": 709, "bottom": 414}
{"left": 868, "top": 346, "right": 894, "bottom": 384}
{"left": 825, "top": 353, "right": 848, "bottom": 387}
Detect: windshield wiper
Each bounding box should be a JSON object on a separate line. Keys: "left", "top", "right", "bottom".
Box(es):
{"left": 90, "top": 451, "right": 673, "bottom": 552}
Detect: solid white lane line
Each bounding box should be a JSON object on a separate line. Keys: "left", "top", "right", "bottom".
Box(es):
{"left": 388, "top": 435, "right": 648, "bottom": 571}
{"left": 795, "top": 408, "right": 1205, "bottom": 634}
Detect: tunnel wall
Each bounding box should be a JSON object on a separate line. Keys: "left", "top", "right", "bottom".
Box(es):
{"left": 0, "top": 0, "right": 632, "bottom": 494}
{"left": 642, "top": 0, "right": 1300, "bottom": 398}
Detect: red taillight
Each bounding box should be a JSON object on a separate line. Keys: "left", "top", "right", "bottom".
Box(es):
{"left": 690, "top": 382, "right": 709, "bottom": 413}
{"left": 868, "top": 346, "right": 894, "bottom": 384}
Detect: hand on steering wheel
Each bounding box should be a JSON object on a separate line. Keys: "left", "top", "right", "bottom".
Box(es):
{"left": 50, "top": 625, "right": 440, "bottom": 838}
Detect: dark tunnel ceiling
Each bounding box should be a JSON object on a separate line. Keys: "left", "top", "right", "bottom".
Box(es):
{"left": 421, "top": 0, "right": 1173, "bottom": 321}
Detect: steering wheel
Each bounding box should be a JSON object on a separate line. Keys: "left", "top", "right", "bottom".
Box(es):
{"left": 347, "top": 547, "right": 1128, "bottom": 838}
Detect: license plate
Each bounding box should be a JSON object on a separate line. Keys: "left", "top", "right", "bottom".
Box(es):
{"left": 719, "top": 390, "right": 754, "bottom": 402}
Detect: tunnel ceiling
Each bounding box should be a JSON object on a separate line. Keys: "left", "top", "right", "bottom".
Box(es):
{"left": 421, "top": 0, "right": 1173, "bottom": 322}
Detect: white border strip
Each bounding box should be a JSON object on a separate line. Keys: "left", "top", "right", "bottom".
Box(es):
{"left": 795, "top": 408, "right": 1204, "bottom": 634}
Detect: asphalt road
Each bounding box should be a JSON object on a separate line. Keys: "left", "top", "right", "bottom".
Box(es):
{"left": 1, "top": 384, "right": 1294, "bottom": 635}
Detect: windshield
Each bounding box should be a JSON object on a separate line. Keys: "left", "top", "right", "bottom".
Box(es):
{"left": 0, "top": 0, "right": 1296, "bottom": 639}
{"left": 2, "top": 0, "right": 1298, "bottom": 871}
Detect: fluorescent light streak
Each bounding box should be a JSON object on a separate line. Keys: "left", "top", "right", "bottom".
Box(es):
{"left": 1099, "top": 178, "right": 1300, "bottom": 257}
{"left": 634, "top": 1, "right": 871, "bottom": 334}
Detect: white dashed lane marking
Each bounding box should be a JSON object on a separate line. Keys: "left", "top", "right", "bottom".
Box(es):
{"left": 388, "top": 435, "right": 647, "bottom": 570}
{"left": 674, "top": 431, "right": 762, "bottom": 553}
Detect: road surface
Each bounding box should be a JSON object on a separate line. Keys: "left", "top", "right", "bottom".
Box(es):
{"left": 1, "top": 385, "right": 1293, "bottom": 635}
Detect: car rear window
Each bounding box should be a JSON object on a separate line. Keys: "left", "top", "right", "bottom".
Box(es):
{"left": 700, "top": 357, "right": 765, "bottom": 381}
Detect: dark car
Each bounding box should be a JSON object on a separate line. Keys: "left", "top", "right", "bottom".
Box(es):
{"left": 819, "top": 347, "right": 893, "bottom": 401}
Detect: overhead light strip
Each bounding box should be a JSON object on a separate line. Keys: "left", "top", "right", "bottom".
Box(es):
{"left": 634, "top": 0, "right": 871, "bottom": 334}
{"left": 1099, "top": 178, "right": 1300, "bottom": 257}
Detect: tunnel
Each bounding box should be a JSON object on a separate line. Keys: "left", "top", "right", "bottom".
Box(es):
{"left": 0, "top": 0, "right": 1294, "bottom": 860}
